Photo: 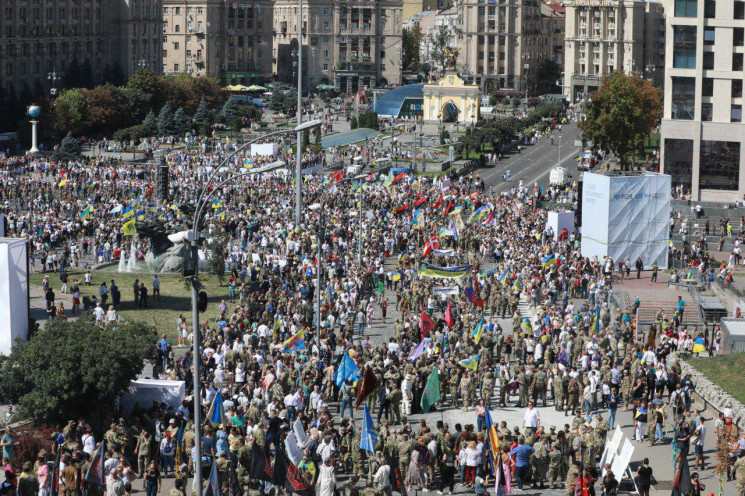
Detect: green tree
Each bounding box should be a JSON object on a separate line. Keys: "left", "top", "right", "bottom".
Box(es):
{"left": 53, "top": 89, "right": 91, "bottom": 136}
{"left": 0, "top": 314, "right": 153, "bottom": 425}
{"left": 142, "top": 110, "right": 158, "bottom": 136}
{"left": 440, "top": 129, "right": 451, "bottom": 145}
{"left": 580, "top": 71, "right": 662, "bottom": 169}
{"left": 53, "top": 132, "right": 80, "bottom": 161}
{"left": 127, "top": 67, "right": 166, "bottom": 112}
{"left": 173, "top": 107, "right": 191, "bottom": 136}
{"left": 402, "top": 26, "right": 424, "bottom": 72}
{"left": 270, "top": 85, "right": 284, "bottom": 111}
{"left": 193, "top": 98, "right": 213, "bottom": 132}
{"left": 157, "top": 102, "right": 176, "bottom": 136}
{"left": 350, "top": 116, "right": 358, "bottom": 130}
{"left": 535, "top": 60, "right": 562, "bottom": 95}
{"left": 428, "top": 25, "right": 452, "bottom": 71}
{"left": 221, "top": 96, "right": 242, "bottom": 131}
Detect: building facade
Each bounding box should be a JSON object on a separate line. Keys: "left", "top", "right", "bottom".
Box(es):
{"left": 457, "top": 0, "right": 550, "bottom": 93}
{"left": 541, "top": 0, "right": 565, "bottom": 67}
{"left": 0, "top": 0, "right": 160, "bottom": 96}
{"left": 660, "top": 0, "right": 745, "bottom": 201}
{"left": 563, "top": 0, "right": 665, "bottom": 102}
{"left": 162, "top": 0, "right": 273, "bottom": 82}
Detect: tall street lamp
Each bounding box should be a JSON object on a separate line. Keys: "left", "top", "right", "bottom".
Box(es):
{"left": 185, "top": 119, "right": 321, "bottom": 496}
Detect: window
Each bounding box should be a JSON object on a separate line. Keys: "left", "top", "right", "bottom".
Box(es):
{"left": 664, "top": 139, "right": 693, "bottom": 190}
{"left": 732, "top": 105, "right": 742, "bottom": 122}
{"left": 673, "top": 26, "right": 696, "bottom": 68}
{"left": 703, "top": 78, "right": 714, "bottom": 97}
{"left": 704, "top": 0, "right": 716, "bottom": 17}
{"left": 672, "top": 77, "right": 696, "bottom": 120}
{"left": 163, "top": 7, "right": 168, "bottom": 14}
{"left": 736, "top": 28, "right": 744, "bottom": 46}
{"left": 736, "top": 1, "right": 745, "bottom": 18}
{"left": 701, "top": 102, "right": 713, "bottom": 121}
{"left": 704, "top": 27, "right": 715, "bottom": 45}
{"left": 735, "top": 53, "right": 744, "bottom": 71}
{"left": 734, "top": 80, "right": 743, "bottom": 98}
{"left": 703, "top": 51, "right": 714, "bottom": 69}
{"left": 175, "top": 7, "right": 180, "bottom": 14}
{"left": 700, "top": 141, "right": 740, "bottom": 190}
{"left": 323, "top": 49, "right": 329, "bottom": 58}
{"left": 175, "top": 25, "right": 180, "bottom": 33}
{"left": 675, "top": 0, "right": 697, "bottom": 16}
{"left": 174, "top": 63, "right": 179, "bottom": 71}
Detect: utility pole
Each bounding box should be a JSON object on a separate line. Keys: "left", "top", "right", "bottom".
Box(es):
{"left": 189, "top": 235, "right": 203, "bottom": 496}
{"left": 294, "top": 0, "right": 304, "bottom": 226}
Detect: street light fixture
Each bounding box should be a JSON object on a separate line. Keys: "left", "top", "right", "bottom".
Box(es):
{"left": 186, "top": 120, "right": 321, "bottom": 496}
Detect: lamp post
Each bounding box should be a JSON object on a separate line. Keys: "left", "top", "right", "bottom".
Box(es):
{"left": 187, "top": 120, "right": 320, "bottom": 496}
{"left": 295, "top": 0, "right": 305, "bottom": 226}
{"left": 48, "top": 70, "right": 59, "bottom": 97}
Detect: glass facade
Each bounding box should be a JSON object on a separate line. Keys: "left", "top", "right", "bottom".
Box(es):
{"left": 664, "top": 139, "right": 693, "bottom": 190}
{"left": 700, "top": 141, "right": 740, "bottom": 190}
{"left": 673, "top": 26, "right": 697, "bottom": 68}
{"left": 672, "top": 77, "right": 696, "bottom": 120}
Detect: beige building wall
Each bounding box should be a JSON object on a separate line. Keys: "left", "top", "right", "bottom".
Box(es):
{"left": 402, "top": 0, "right": 438, "bottom": 24}
{"left": 660, "top": 0, "right": 745, "bottom": 201}
{"left": 563, "top": 0, "right": 665, "bottom": 102}
{"left": 457, "top": 0, "right": 548, "bottom": 93}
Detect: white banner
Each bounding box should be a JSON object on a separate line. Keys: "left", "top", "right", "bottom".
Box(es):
{"left": 284, "top": 432, "right": 304, "bottom": 466}
{"left": 432, "top": 249, "right": 456, "bottom": 257}
{"left": 293, "top": 418, "right": 309, "bottom": 447}
{"left": 432, "top": 286, "right": 460, "bottom": 295}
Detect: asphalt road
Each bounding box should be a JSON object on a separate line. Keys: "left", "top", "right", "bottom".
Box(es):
{"left": 480, "top": 122, "right": 584, "bottom": 190}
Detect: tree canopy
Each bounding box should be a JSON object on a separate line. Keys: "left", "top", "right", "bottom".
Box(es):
{"left": 0, "top": 314, "right": 154, "bottom": 425}
{"left": 580, "top": 71, "right": 662, "bottom": 167}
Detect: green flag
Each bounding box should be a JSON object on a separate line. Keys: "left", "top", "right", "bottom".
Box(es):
{"left": 420, "top": 366, "right": 441, "bottom": 413}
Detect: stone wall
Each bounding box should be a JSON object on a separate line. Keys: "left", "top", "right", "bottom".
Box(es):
{"left": 680, "top": 359, "right": 745, "bottom": 428}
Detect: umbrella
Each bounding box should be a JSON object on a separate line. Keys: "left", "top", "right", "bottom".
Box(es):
{"left": 225, "top": 85, "right": 249, "bottom": 91}
{"left": 246, "top": 85, "right": 267, "bottom": 91}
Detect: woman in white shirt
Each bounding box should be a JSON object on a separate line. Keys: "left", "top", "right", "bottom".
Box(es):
{"left": 106, "top": 306, "right": 118, "bottom": 325}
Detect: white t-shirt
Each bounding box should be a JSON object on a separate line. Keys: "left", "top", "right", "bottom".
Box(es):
{"left": 82, "top": 433, "right": 96, "bottom": 454}
{"left": 523, "top": 408, "right": 540, "bottom": 428}
{"left": 94, "top": 306, "right": 105, "bottom": 321}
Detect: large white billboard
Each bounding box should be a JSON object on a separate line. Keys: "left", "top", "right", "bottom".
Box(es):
{"left": 0, "top": 238, "right": 29, "bottom": 354}
{"left": 581, "top": 172, "right": 670, "bottom": 269}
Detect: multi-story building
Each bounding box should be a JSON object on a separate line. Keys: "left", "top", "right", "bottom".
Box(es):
{"left": 111, "top": 0, "right": 164, "bottom": 76}
{"left": 660, "top": 0, "right": 745, "bottom": 201}
{"left": 163, "top": 0, "right": 401, "bottom": 92}
{"left": 0, "top": 0, "right": 158, "bottom": 96}
{"left": 419, "top": 7, "right": 458, "bottom": 68}
{"left": 162, "top": 0, "right": 273, "bottom": 82}
{"left": 563, "top": 0, "right": 665, "bottom": 102}
{"left": 541, "top": 0, "right": 565, "bottom": 67}
{"left": 402, "top": 0, "right": 438, "bottom": 24}
{"left": 457, "top": 0, "right": 549, "bottom": 92}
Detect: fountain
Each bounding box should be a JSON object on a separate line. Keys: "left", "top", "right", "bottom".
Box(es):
{"left": 118, "top": 250, "right": 127, "bottom": 272}
{"left": 126, "top": 241, "right": 138, "bottom": 272}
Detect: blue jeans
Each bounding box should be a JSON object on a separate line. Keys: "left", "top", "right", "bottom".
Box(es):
{"left": 358, "top": 323, "right": 365, "bottom": 336}
{"left": 584, "top": 399, "right": 593, "bottom": 414}
{"left": 608, "top": 406, "right": 617, "bottom": 428}
{"left": 477, "top": 416, "right": 486, "bottom": 433}
{"left": 146, "top": 481, "right": 158, "bottom": 496}
{"left": 515, "top": 466, "right": 528, "bottom": 489}
{"left": 161, "top": 454, "right": 174, "bottom": 474}
{"left": 655, "top": 423, "right": 664, "bottom": 441}
{"left": 287, "top": 405, "right": 297, "bottom": 422}
{"left": 341, "top": 398, "right": 353, "bottom": 418}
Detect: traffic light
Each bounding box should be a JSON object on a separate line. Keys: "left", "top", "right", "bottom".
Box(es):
{"left": 197, "top": 291, "right": 208, "bottom": 313}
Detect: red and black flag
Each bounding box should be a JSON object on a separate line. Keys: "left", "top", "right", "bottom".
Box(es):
{"left": 355, "top": 366, "right": 380, "bottom": 409}
{"left": 273, "top": 448, "right": 311, "bottom": 495}
{"left": 388, "top": 456, "right": 408, "bottom": 496}
{"left": 671, "top": 456, "right": 692, "bottom": 496}
{"left": 249, "top": 443, "right": 274, "bottom": 482}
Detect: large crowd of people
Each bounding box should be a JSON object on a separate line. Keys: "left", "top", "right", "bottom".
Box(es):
{"left": 1, "top": 107, "right": 743, "bottom": 496}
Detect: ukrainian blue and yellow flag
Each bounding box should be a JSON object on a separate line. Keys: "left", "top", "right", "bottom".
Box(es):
{"left": 499, "top": 268, "right": 510, "bottom": 286}
{"left": 122, "top": 206, "right": 134, "bottom": 219}
{"left": 692, "top": 336, "right": 706, "bottom": 354}
{"left": 447, "top": 205, "right": 463, "bottom": 216}
{"left": 80, "top": 206, "right": 93, "bottom": 220}
{"left": 458, "top": 354, "right": 479, "bottom": 371}
{"left": 411, "top": 209, "right": 424, "bottom": 230}
{"left": 541, "top": 253, "right": 556, "bottom": 267}
{"left": 212, "top": 198, "right": 224, "bottom": 210}
{"left": 58, "top": 179, "right": 67, "bottom": 187}
{"left": 472, "top": 317, "right": 485, "bottom": 344}
{"left": 392, "top": 271, "right": 402, "bottom": 282}
{"left": 419, "top": 262, "right": 472, "bottom": 279}
{"left": 384, "top": 170, "right": 394, "bottom": 187}
{"left": 216, "top": 208, "right": 227, "bottom": 220}
{"left": 468, "top": 205, "right": 491, "bottom": 224}
{"left": 592, "top": 306, "right": 601, "bottom": 332}
{"left": 282, "top": 329, "right": 306, "bottom": 353}
{"left": 351, "top": 182, "right": 361, "bottom": 193}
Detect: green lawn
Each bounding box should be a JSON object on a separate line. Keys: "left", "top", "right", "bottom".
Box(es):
{"left": 688, "top": 353, "right": 745, "bottom": 404}
{"left": 31, "top": 269, "right": 232, "bottom": 341}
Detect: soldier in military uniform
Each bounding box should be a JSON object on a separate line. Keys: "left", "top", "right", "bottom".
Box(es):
{"left": 343, "top": 476, "right": 361, "bottom": 496}
{"left": 103, "top": 423, "right": 123, "bottom": 455}
{"left": 532, "top": 365, "right": 548, "bottom": 407}
{"left": 398, "top": 434, "right": 413, "bottom": 481}
{"left": 547, "top": 443, "right": 563, "bottom": 488}
{"left": 215, "top": 451, "right": 232, "bottom": 490}
{"left": 389, "top": 386, "right": 402, "bottom": 425}
{"left": 135, "top": 426, "right": 152, "bottom": 476}
{"left": 567, "top": 377, "right": 581, "bottom": 416}
{"left": 339, "top": 427, "right": 353, "bottom": 474}
{"left": 352, "top": 432, "right": 366, "bottom": 479}
{"left": 516, "top": 367, "right": 528, "bottom": 408}
{"left": 532, "top": 436, "right": 549, "bottom": 489}
{"left": 481, "top": 371, "right": 494, "bottom": 407}
{"left": 565, "top": 459, "right": 581, "bottom": 496}
{"left": 449, "top": 371, "right": 461, "bottom": 409}
{"left": 499, "top": 370, "right": 509, "bottom": 407}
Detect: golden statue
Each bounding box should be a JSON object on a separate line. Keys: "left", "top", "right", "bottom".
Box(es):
{"left": 443, "top": 47, "right": 461, "bottom": 70}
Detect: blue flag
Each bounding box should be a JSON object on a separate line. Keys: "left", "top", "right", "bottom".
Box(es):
{"left": 207, "top": 390, "right": 225, "bottom": 427}
{"left": 204, "top": 458, "right": 220, "bottom": 496}
{"left": 407, "top": 340, "right": 426, "bottom": 362}
{"left": 360, "top": 404, "right": 379, "bottom": 453}
{"left": 84, "top": 440, "right": 105, "bottom": 486}
{"left": 334, "top": 354, "right": 361, "bottom": 387}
